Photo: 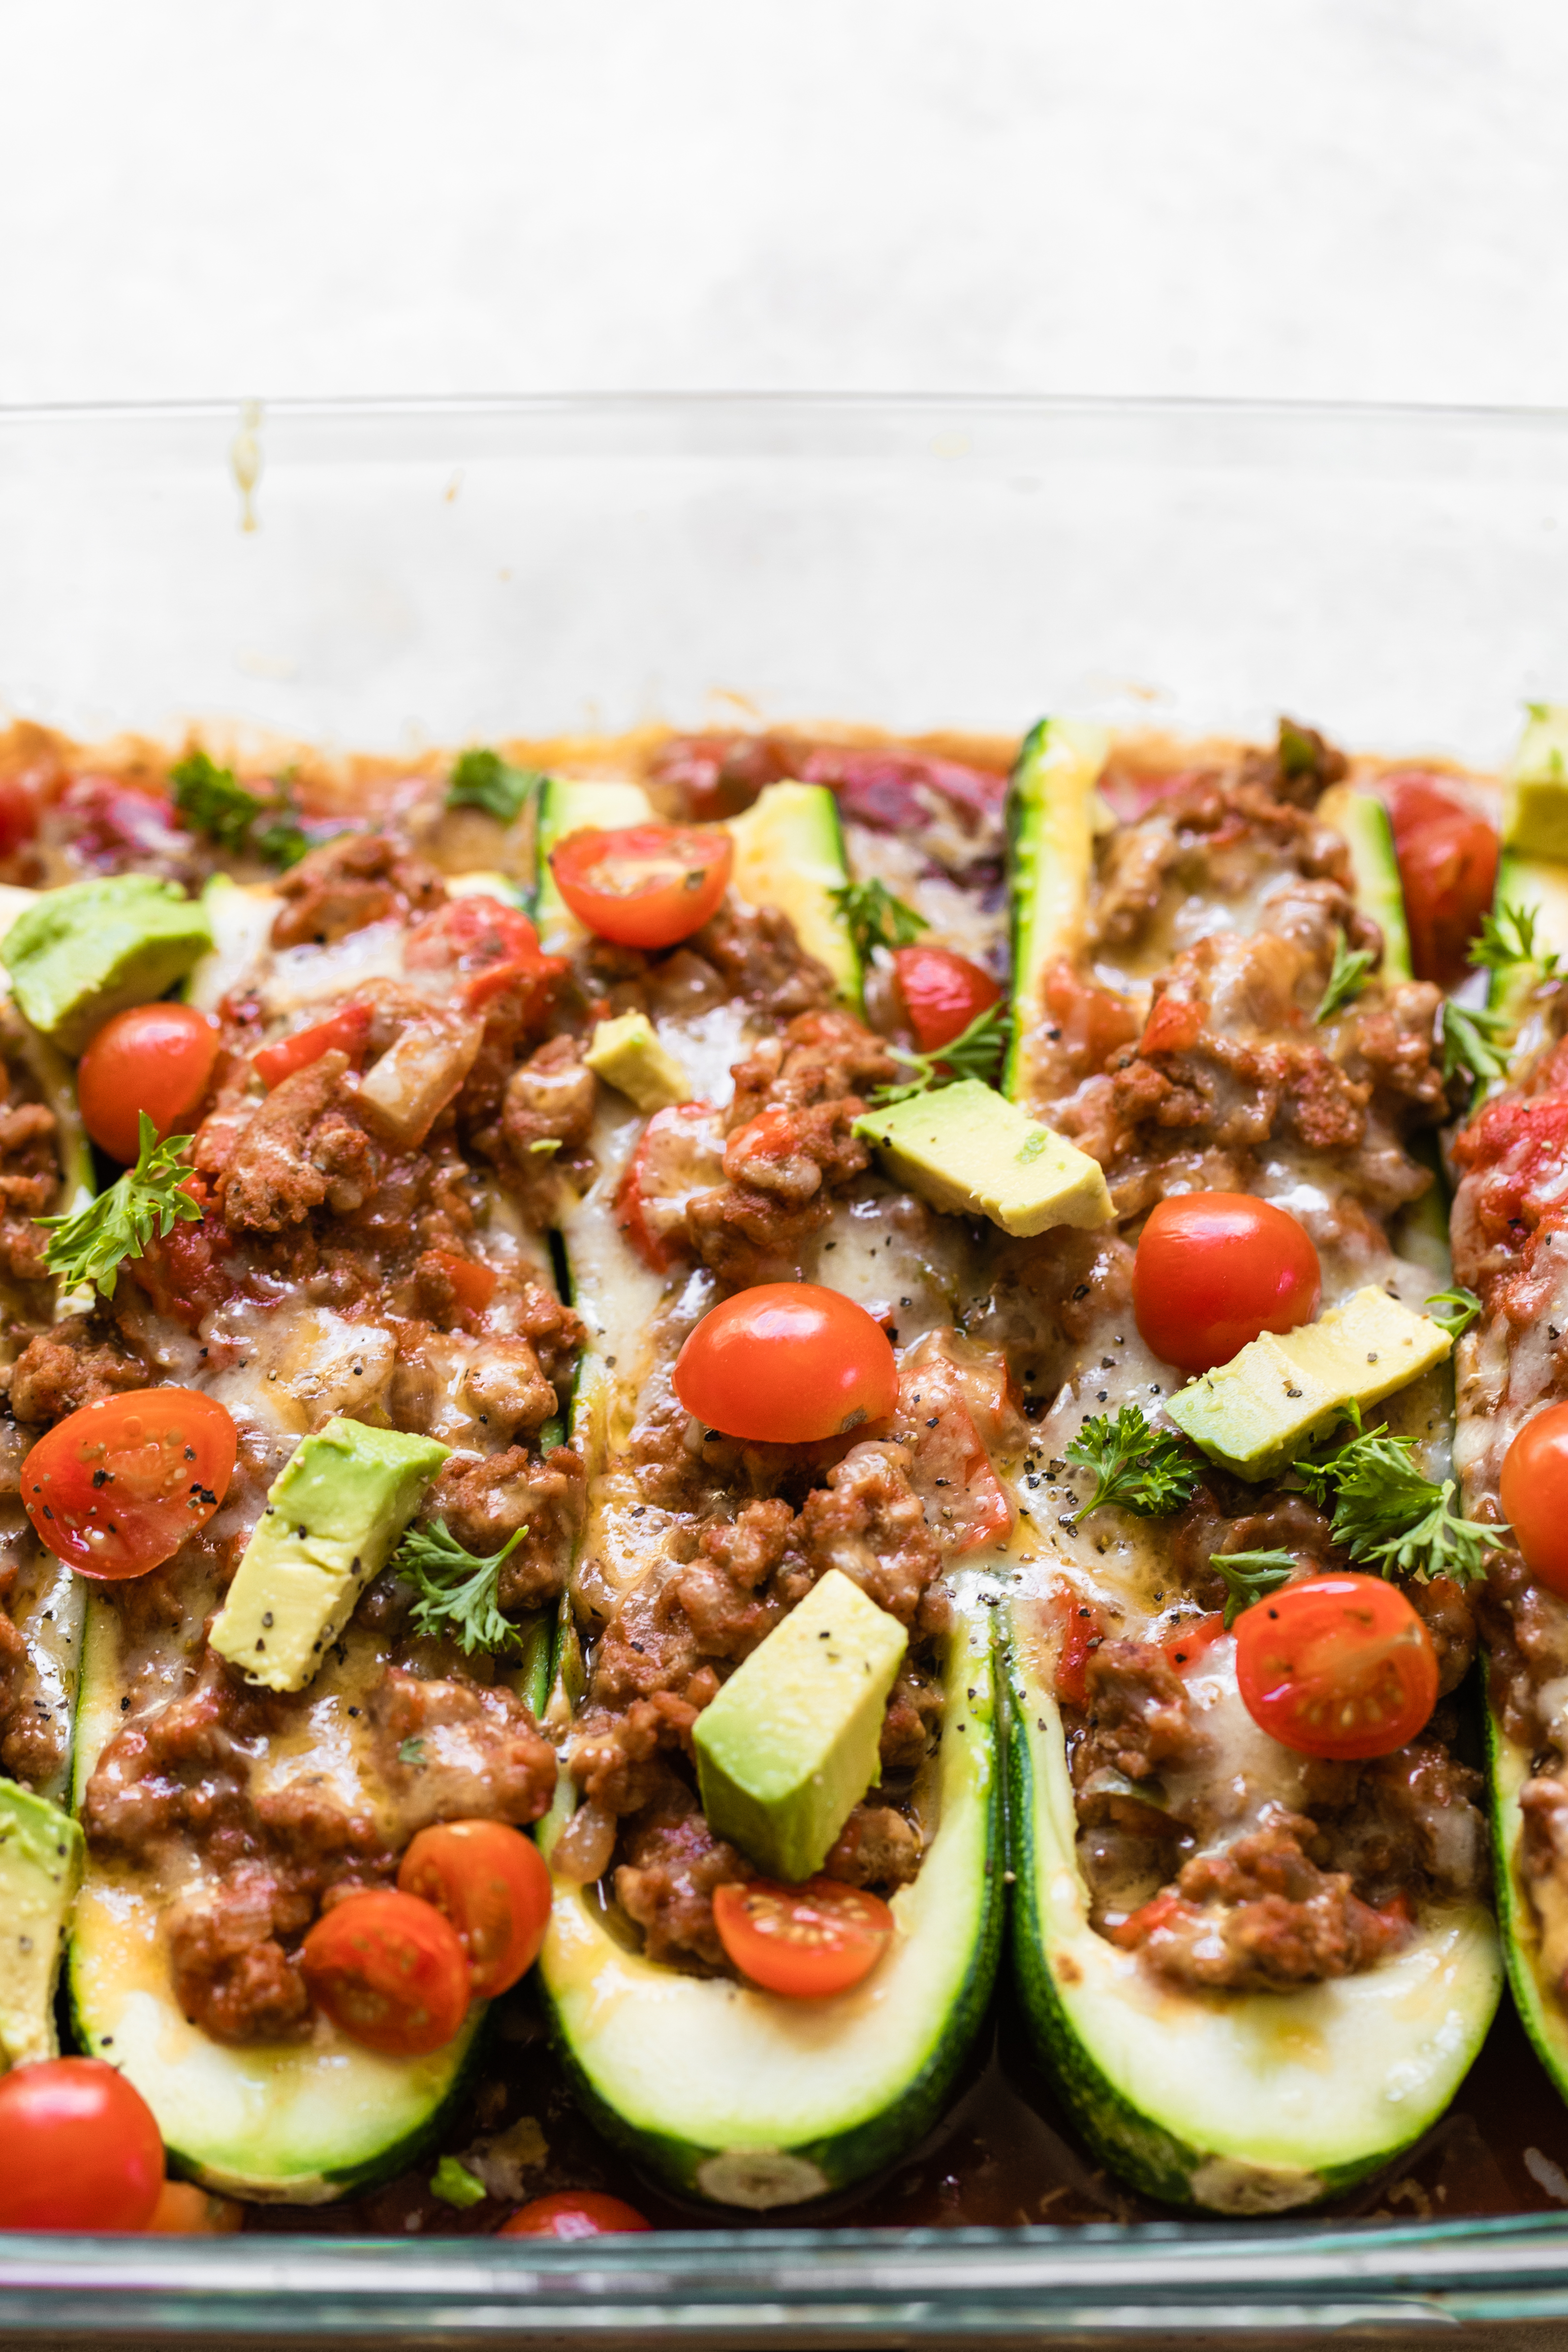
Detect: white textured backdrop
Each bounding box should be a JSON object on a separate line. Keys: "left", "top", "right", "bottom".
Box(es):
{"left": 1, "top": 0, "right": 1562, "bottom": 407}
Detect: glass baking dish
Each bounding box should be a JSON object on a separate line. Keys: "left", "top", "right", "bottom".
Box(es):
{"left": 4, "top": 392, "right": 1568, "bottom": 2344}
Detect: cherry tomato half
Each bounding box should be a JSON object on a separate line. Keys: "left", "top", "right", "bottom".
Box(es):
{"left": 892, "top": 944, "right": 1002, "bottom": 1053}
{"left": 77, "top": 1004, "right": 221, "bottom": 1166}
{"left": 0, "top": 772, "right": 40, "bottom": 860}
{"left": 1234, "top": 1573, "right": 1438, "bottom": 1760}
{"left": 397, "top": 1820, "right": 553, "bottom": 1999}
{"left": 1501, "top": 1402, "right": 1568, "bottom": 1597}
{"left": 300, "top": 1888, "right": 471, "bottom": 2057}
{"left": 0, "top": 2058, "right": 164, "bottom": 2231}
{"left": 673, "top": 1282, "right": 898, "bottom": 1444}
{"left": 1386, "top": 772, "right": 1500, "bottom": 988}
{"left": 549, "top": 824, "right": 733, "bottom": 950}
{"left": 712, "top": 1877, "right": 895, "bottom": 1998}
{"left": 498, "top": 2190, "right": 653, "bottom": 2240}
{"left": 1132, "top": 1192, "right": 1321, "bottom": 1375}
{"left": 22, "top": 1387, "right": 238, "bottom": 1580}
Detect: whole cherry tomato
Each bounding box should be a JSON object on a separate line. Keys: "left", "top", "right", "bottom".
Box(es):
{"left": 1132, "top": 1192, "right": 1321, "bottom": 1374}
{"left": 22, "top": 1388, "right": 237, "bottom": 1579}
{"left": 0, "top": 2058, "right": 164, "bottom": 2231}
{"left": 77, "top": 1004, "right": 220, "bottom": 1164}
{"left": 1501, "top": 1403, "right": 1568, "bottom": 1597}
{"left": 398, "top": 1820, "right": 553, "bottom": 1999}
{"left": 1386, "top": 772, "right": 1499, "bottom": 987}
{"left": 712, "top": 1877, "right": 895, "bottom": 1998}
{"left": 673, "top": 1283, "right": 898, "bottom": 1443}
{"left": 892, "top": 944, "right": 1001, "bottom": 1052}
{"left": 498, "top": 2190, "right": 653, "bottom": 2239}
{"left": 549, "top": 825, "right": 733, "bottom": 949}
{"left": 145, "top": 2180, "right": 245, "bottom": 2234}
{"left": 1234, "top": 1573, "right": 1439, "bottom": 1759}
{"left": 300, "top": 1889, "right": 471, "bottom": 2056}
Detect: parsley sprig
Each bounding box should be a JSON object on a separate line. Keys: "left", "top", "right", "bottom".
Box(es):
{"left": 1440, "top": 997, "right": 1511, "bottom": 1108}
{"left": 1292, "top": 1408, "right": 1493, "bottom": 1584}
{"left": 1066, "top": 1404, "right": 1200, "bottom": 1518}
{"left": 870, "top": 1001, "right": 1009, "bottom": 1106}
{"left": 169, "top": 749, "right": 311, "bottom": 870}
{"left": 1212, "top": 1547, "right": 1296, "bottom": 1628}
{"left": 829, "top": 876, "right": 928, "bottom": 966}
{"left": 1469, "top": 899, "right": 1562, "bottom": 984}
{"left": 1425, "top": 1286, "right": 1483, "bottom": 1340}
{"left": 446, "top": 748, "right": 541, "bottom": 825}
{"left": 394, "top": 1518, "right": 527, "bottom": 1656}
{"left": 37, "top": 1113, "right": 199, "bottom": 1298}
{"left": 1314, "top": 932, "right": 1376, "bottom": 1023}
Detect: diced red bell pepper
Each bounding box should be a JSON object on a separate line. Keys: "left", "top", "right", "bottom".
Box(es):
{"left": 253, "top": 1002, "right": 372, "bottom": 1088}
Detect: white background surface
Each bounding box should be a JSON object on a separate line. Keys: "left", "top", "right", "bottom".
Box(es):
{"left": 2, "top": 0, "right": 1562, "bottom": 409}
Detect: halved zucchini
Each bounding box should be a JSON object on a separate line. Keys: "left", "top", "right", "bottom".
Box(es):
{"left": 1000, "top": 723, "right": 1501, "bottom": 2212}
{"left": 531, "top": 774, "right": 1004, "bottom": 2207}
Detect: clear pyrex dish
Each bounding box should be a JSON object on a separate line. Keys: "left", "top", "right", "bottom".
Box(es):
{"left": 5, "top": 393, "right": 1568, "bottom": 2345}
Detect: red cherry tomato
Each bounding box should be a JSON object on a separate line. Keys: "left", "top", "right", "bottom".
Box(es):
{"left": 1386, "top": 773, "right": 1500, "bottom": 987}
{"left": 403, "top": 894, "right": 566, "bottom": 1015}
{"left": 499, "top": 2190, "right": 653, "bottom": 2240}
{"left": 145, "top": 2179, "right": 245, "bottom": 2234}
{"left": 77, "top": 1003, "right": 221, "bottom": 1165}
{"left": 892, "top": 944, "right": 1002, "bottom": 1052}
{"left": 301, "top": 1889, "right": 471, "bottom": 2057}
{"left": 0, "top": 2058, "right": 164, "bottom": 2231}
{"left": 1233, "top": 1573, "right": 1439, "bottom": 1760}
{"left": 0, "top": 772, "right": 39, "bottom": 859}
{"left": 424, "top": 1249, "right": 499, "bottom": 1316}
{"left": 550, "top": 824, "right": 733, "bottom": 949}
{"left": 22, "top": 1387, "right": 237, "bottom": 1579}
{"left": 1163, "top": 1611, "right": 1227, "bottom": 1676}
{"left": 252, "top": 1002, "right": 372, "bottom": 1089}
{"left": 673, "top": 1282, "right": 898, "bottom": 1443}
{"left": 615, "top": 1101, "right": 724, "bottom": 1273}
{"left": 1132, "top": 1192, "right": 1321, "bottom": 1374}
{"left": 1501, "top": 1403, "right": 1568, "bottom": 1597}
{"left": 397, "top": 1820, "right": 553, "bottom": 1999}
{"left": 712, "top": 1877, "right": 895, "bottom": 1998}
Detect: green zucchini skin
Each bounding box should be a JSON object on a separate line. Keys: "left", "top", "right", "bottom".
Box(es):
{"left": 999, "top": 736, "right": 1501, "bottom": 2213}
{"left": 531, "top": 774, "right": 1005, "bottom": 2208}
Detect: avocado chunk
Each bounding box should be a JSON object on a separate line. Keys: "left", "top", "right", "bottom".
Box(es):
{"left": 585, "top": 1011, "right": 693, "bottom": 1112}
{"left": 1505, "top": 705, "right": 1568, "bottom": 858}
{"left": 0, "top": 875, "right": 213, "bottom": 1055}
{"left": 693, "top": 1568, "right": 908, "bottom": 1883}
{"left": 855, "top": 1079, "right": 1113, "bottom": 1238}
{"left": 1165, "top": 1286, "right": 1452, "bottom": 1482}
{"left": 210, "top": 1417, "right": 449, "bottom": 1693}
{"left": 0, "top": 1782, "right": 84, "bottom": 2068}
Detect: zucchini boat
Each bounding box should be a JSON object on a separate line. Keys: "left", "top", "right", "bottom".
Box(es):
{"left": 1000, "top": 718, "right": 1501, "bottom": 2213}
{"left": 51, "top": 850, "right": 574, "bottom": 2198}
{"left": 532, "top": 774, "right": 1006, "bottom": 2208}
{"left": 1448, "top": 704, "right": 1568, "bottom": 2111}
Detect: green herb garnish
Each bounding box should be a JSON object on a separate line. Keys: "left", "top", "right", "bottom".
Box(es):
{"left": 169, "top": 749, "right": 311, "bottom": 870}
{"left": 1425, "top": 1286, "right": 1483, "bottom": 1340}
{"left": 870, "top": 1002, "right": 1009, "bottom": 1105}
{"left": 828, "top": 876, "right": 928, "bottom": 966}
{"left": 1066, "top": 1405, "right": 1200, "bottom": 1519}
{"left": 37, "top": 1112, "right": 200, "bottom": 1299}
{"left": 1212, "top": 1548, "right": 1296, "bottom": 1628}
{"left": 1440, "top": 997, "right": 1511, "bottom": 1107}
{"left": 397, "top": 1737, "right": 426, "bottom": 1767}
{"left": 1314, "top": 932, "right": 1376, "bottom": 1023}
{"left": 1292, "top": 1407, "right": 1493, "bottom": 1584}
{"left": 394, "top": 1518, "right": 527, "bottom": 1656}
{"left": 1469, "top": 899, "right": 1562, "bottom": 984}
{"left": 430, "top": 2156, "right": 487, "bottom": 2208}
{"left": 446, "top": 748, "right": 540, "bottom": 824}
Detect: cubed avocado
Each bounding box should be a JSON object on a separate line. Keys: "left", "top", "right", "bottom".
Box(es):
{"left": 1165, "top": 1286, "right": 1452, "bottom": 1482}
{"left": 0, "top": 875, "right": 214, "bottom": 1055}
{"left": 854, "top": 1079, "right": 1113, "bottom": 1237}
{"left": 693, "top": 1568, "right": 908, "bottom": 1883}
{"left": 210, "top": 1417, "right": 450, "bottom": 1693}
{"left": 1505, "top": 704, "right": 1568, "bottom": 858}
{"left": 585, "top": 1011, "right": 693, "bottom": 1112}
{"left": 0, "top": 1783, "right": 84, "bottom": 2068}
